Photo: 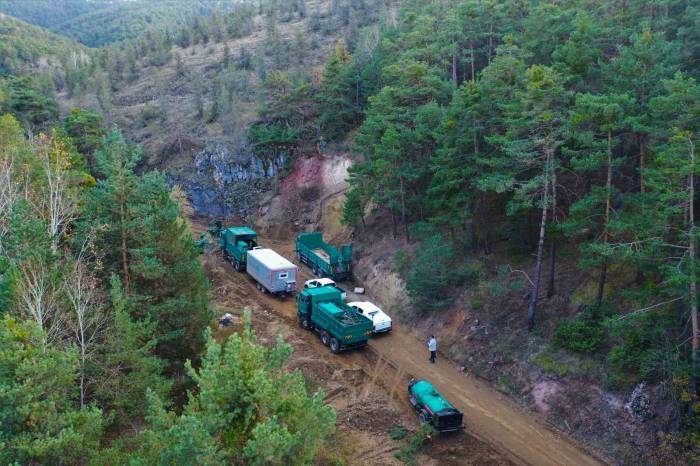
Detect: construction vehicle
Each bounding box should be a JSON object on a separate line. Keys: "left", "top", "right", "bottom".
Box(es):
{"left": 247, "top": 248, "right": 297, "bottom": 295}
{"left": 408, "top": 379, "right": 464, "bottom": 433}
{"left": 295, "top": 232, "right": 352, "bottom": 281}
{"left": 207, "top": 220, "right": 223, "bottom": 237}
{"left": 220, "top": 226, "right": 258, "bottom": 271}
{"left": 297, "top": 286, "right": 373, "bottom": 353}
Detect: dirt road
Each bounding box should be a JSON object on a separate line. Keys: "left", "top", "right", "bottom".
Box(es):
{"left": 370, "top": 325, "right": 605, "bottom": 466}
{"left": 196, "top": 224, "right": 606, "bottom": 465}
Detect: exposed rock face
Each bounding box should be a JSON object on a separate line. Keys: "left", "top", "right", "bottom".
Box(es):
{"left": 194, "top": 143, "right": 283, "bottom": 188}
{"left": 171, "top": 143, "right": 285, "bottom": 217}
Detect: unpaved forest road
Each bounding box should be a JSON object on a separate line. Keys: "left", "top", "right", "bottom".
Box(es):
{"left": 199, "top": 227, "right": 606, "bottom": 466}
{"left": 370, "top": 326, "right": 604, "bottom": 466}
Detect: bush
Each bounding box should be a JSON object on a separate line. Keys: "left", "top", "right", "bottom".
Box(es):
{"left": 393, "top": 250, "right": 411, "bottom": 278}
{"left": 554, "top": 316, "right": 605, "bottom": 353}
{"left": 388, "top": 424, "right": 408, "bottom": 441}
{"left": 554, "top": 304, "right": 611, "bottom": 353}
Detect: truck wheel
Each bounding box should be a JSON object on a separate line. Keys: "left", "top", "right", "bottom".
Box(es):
{"left": 330, "top": 338, "right": 340, "bottom": 354}
{"left": 301, "top": 317, "right": 312, "bottom": 330}
{"left": 313, "top": 265, "right": 319, "bottom": 276}
{"left": 321, "top": 332, "right": 330, "bottom": 346}
{"left": 418, "top": 411, "right": 429, "bottom": 425}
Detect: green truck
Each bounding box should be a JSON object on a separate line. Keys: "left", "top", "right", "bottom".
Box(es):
{"left": 295, "top": 232, "right": 352, "bottom": 281}
{"left": 297, "top": 286, "right": 373, "bottom": 353}
{"left": 220, "top": 226, "right": 258, "bottom": 271}
{"left": 408, "top": 379, "right": 464, "bottom": 433}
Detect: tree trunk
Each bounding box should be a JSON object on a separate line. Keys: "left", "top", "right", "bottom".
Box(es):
{"left": 400, "top": 177, "right": 409, "bottom": 242}
{"left": 391, "top": 211, "right": 397, "bottom": 239}
{"left": 452, "top": 46, "right": 458, "bottom": 85}
{"left": 528, "top": 157, "right": 551, "bottom": 331}
{"left": 470, "top": 40, "right": 475, "bottom": 82}
{"left": 688, "top": 137, "right": 698, "bottom": 405}
{"left": 547, "top": 239, "right": 556, "bottom": 298}
{"left": 639, "top": 133, "right": 646, "bottom": 194}
{"left": 598, "top": 130, "right": 614, "bottom": 306}
{"left": 120, "top": 201, "right": 130, "bottom": 296}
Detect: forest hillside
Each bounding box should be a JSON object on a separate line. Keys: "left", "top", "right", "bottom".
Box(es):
{"left": 2, "top": 0, "right": 700, "bottom": 464}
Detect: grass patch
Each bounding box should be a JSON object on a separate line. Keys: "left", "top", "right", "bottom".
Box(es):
{"left": 388, "top": 424, "right": 408, "bottom": 441}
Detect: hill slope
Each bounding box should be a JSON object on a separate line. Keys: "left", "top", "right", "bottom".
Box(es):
{"left": 1, "top": 0, "right": 233, "bottom": 47}
{"left": 0, "top": 13, "right": 87, "bottom": 76}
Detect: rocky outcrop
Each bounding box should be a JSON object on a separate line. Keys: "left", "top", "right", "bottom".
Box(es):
{"left": 171, "top": 142, "right": 285, "bottom": 217}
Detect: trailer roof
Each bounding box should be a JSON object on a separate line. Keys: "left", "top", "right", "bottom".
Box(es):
{"left": 224, "top": 226, "right": 256, "bottom": 236}
{"left": 247, "top": 248, "right": 296, "bottom": 270}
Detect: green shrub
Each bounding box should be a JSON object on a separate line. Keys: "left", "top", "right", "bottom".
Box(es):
{"left": 393, "top": 250, "right": 411, "bottom": 278}
{"left": 388, "top": 424, "right": 408, "bottom": 440}
{"left": 554, "top": 316, "right": 605, "bottom": 353}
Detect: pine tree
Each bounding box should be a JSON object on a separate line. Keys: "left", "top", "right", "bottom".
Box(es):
{"left": 0, "top": 316, "right": 104, "bottom": 465}
{"left": 96, "top": 275, "right": 170, "bottom": 425}
{"left": 484, "top": 65, "right": 570, "bottom": 330}
{"left": 565, "top": 92, "right": 631, "bottom": 305}
{"left": 317, "top": 40, "right": 358, "bottom": 140}
{"left": 82, "top": 130, "right": 211, "bottom": 371}
{"left": 106, "top": 314, "right": 335, "bottom": 464}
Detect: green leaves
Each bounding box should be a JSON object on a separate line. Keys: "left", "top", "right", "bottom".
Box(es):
{"left": 112, "top": 314, "right": 335, "bottom": 465}
{"left": 0, "top": 317, "right": 104, "bottom": 465}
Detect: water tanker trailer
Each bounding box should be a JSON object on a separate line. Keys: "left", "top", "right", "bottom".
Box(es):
{"left": 408, "top": 379, "right": 464, "bottom": 433}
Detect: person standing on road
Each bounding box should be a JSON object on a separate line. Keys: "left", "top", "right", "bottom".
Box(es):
{"left": 428, "top": 335, "right": 437, "bottom": 363}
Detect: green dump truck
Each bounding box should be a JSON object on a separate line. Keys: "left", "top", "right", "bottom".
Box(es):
{"left": 297, "top": 286, "right": 373, "bottom": 353}
{"left": 220, "top": 226, "right": 258, "bottom": 272}
{"left": 295, "top": 232, "right": 352, "bottom": 281}
{"left": 408, "top": 379, "right": 464, "bottom": 433}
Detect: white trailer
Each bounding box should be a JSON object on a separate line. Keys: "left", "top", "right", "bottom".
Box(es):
{"left": 246, "top": 248, "right": 297, "bottom": 295}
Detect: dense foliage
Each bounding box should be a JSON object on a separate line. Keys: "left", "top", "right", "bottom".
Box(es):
{"left": 0, "top": 81, "right": 333, "bottom": 460}
{"left": 0, "top": 0, "right": 234, "bottom": 47}
{"left": 309, "top": 0, "right": 700, "bottom": 451}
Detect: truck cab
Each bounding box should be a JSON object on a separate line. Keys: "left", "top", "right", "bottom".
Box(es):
{"left": 219, "top": 226, "right": 258, "bottom": 271}
{"left": 297, "top": 286, "right": 373, "bottom": 353}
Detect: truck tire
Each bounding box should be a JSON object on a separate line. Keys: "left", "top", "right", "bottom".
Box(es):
{"left": 330, "top": 338, "right": 340, "bottom": 354}
{"left": 234, "top": 259, "right": 241, "bottom": 272}
{"left": 418, "top": 411, "right": 429, "bottom": 425}
{"left": 313, "top": 265, "right": 319, "bottom": 276}
{"left": 301, "top": 317, "right": 312, "bottom": 330}
{"left": 321, "top": 331, "right": 330, "bottom": 346}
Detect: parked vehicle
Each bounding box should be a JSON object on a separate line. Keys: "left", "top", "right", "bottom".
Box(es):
{"left": 348, "top": 301, "right": 392, "bottom": 333}
{"left": 247, "top": 248, "right": 297, "bottom": 295}
{"left": 296, "top": 232, "right": 352, "bottom": 281}
{"left": 408, "top": 379, "right": 464, "bottom": 433}
{"left": 304, "top": 277, "right": 347, "bottom": 300}
{"left": 297, "top": 286, "right": 373, "bottom": 353}
{"left": 220, "top": 226, "right": 258, "bottom": 271}
{"left": 207, "top": 219, "right": 223, "bottom": 237}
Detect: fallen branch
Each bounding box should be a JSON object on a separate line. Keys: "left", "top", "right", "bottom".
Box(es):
{"left": 615, "top": 297, "right": 684, "bottom": 321}
{"left": 507, "top": 265, "right": 534, "bottom": 287}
